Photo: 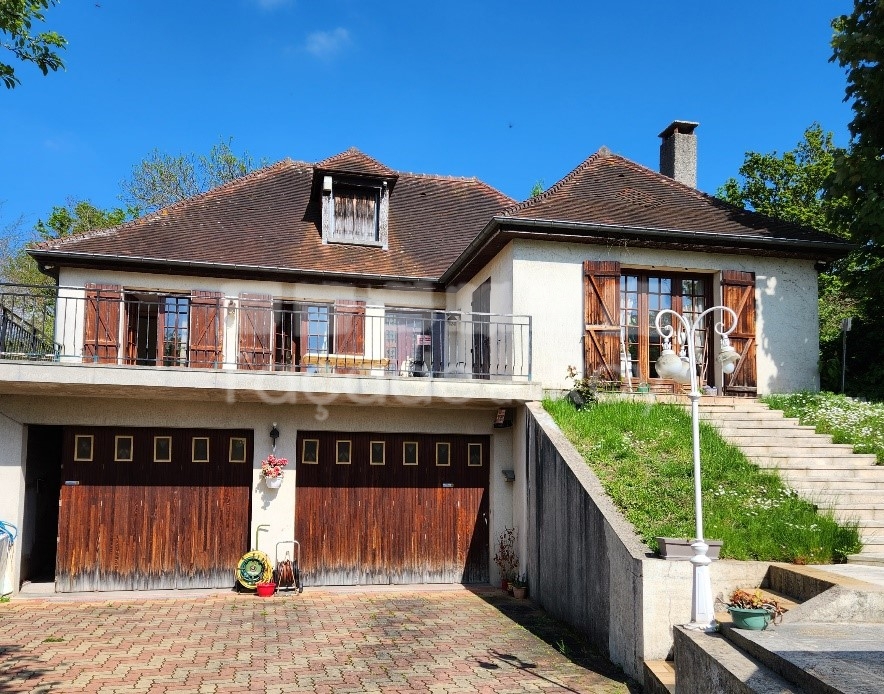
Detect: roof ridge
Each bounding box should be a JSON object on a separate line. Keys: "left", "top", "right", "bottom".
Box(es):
{"left": 502, "top": 148, "right": 612, "bottom": 216}
{"left": 33, "top": 159, "right": 302, "bottom": 250}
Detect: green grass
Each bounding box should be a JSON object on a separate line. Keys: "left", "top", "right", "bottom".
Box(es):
{"left": 544, "top": 398, "right": 862, "bottom": 564}
{"left": 761, "top": 391, "right": 884, "bottom": 465}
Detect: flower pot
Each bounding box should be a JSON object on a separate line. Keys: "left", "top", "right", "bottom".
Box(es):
{"left": 264, "top": 476, "right": 282, "bottom": 489}
{"left": 728, "top": 607, "right": 771, "bottom": 630}
{"left": 501, "top": 579, "right": 509, "bottom": 591}
{"left": 256, "top": 582, "right": 276, "bottom": 597}
{"left": 512, "top": 586, "right": 527, "bottom": 599}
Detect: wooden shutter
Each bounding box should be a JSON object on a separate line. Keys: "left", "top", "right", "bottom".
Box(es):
{"left": 583, "top": 260, "right": 621, "bottom": 381}
{"left": 334, "top": 300, "right": 365, "bottom": 374}
{"left": 237, "top": 293, "right": 272, "bottom": 370}
{"left": 189, "top": 291, "right": 224, "bottom": 369}
{"left": 83, "top": 284, "right": 122, "bottom": 364}
{"left": 721, "top": 270, "right": 757, "bottom": 395}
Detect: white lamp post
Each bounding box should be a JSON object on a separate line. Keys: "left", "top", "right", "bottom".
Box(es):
{"left": 654, "top": 305, "right": 738, "bottom": 630}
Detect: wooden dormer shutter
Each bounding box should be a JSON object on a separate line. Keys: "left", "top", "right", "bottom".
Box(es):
{"left": 237, "top": 293, "right": 272, "bottom": 370}
{"left": 189, "top": 291, "right": 224, "bottom": 369}
{"left": 83, "top": 283, "right": 122, "bottom": 364}
{"left": 721, "top": 270, "right": 757, "bottom": 395}
{"left": 583, "top": 261, "right": 621, "bottom": 381}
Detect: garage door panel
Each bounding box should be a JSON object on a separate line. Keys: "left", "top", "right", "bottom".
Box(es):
{"left": 57, "top": 427, "right": 251, "bottom": 593}
{"left": 298, "top": 431, "right": 490, "bottom": 586}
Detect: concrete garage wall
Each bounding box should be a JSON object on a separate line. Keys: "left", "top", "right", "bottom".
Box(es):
{"left": 525, "top": 402, "right": 770, "bottom": 682}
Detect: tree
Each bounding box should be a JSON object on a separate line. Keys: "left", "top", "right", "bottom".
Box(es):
{"left": 1, "top": 200, "right": 130, "bottom": 286}
{"left": 828, "top": 0, "right": 884, "bottom": 399}
{"left": 718, "top": 124, "right": 850, "bottom": 235}
{"left": 1, "top": 0, "right": 66, "bottom": 89}
{"left": 121, "top": 137, "right": 264, "bottom": 213}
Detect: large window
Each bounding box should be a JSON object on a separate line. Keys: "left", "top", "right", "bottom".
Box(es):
{"left": 124, "top": 293, "right": 189, "bottom": 367}
{"left": 620, "top": 273, "right": 709, "bottom": 383}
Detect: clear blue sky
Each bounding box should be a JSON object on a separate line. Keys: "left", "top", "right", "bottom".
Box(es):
{"left": 1, "top": 0, "right": 855, "bottom": 235}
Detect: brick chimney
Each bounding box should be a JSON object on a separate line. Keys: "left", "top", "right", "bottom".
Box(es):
{"left": 659, "top": 120, "right": 699, "bottom": 187}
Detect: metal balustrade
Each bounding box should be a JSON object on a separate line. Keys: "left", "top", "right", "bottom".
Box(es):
{"left": 0, "top": 284, "right": 532, "bottom": 381}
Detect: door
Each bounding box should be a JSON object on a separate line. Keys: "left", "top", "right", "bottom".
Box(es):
{"left": 471, "top": 280, "right": 491, "bottom": 379}
{"left": 297, "top": 432, "right": 490, "bottom": 585}
{"left": 56, "top": 427, "right": 252, "bottom": 592}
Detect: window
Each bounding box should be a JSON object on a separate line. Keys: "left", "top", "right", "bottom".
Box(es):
{"left": 153, "top": 436, "right": 172, "bottom": 463}
{"left": 124, "top": 292, "right": 190, "bottom": 367}
{"left": 620, "top": 272, "right": 709, "bottom": 382}
{"left": 336, "top": 440, "right": 352, "bottom": 464}
{"left": 435, "top": 442, "right": 450, "bottom": 467}
{"left": 403, "top": 441, "right": 418, "bottom": 466}
{"left": 302, "top": 439, "right": 319, "bottom": 464}
{"left": 115, "top": 435, "right": 134, "bottom": 462}
{"left": 74, "top": 434, "right": 93, "bottom": 462}
{"left": 229, "top": 437, "right": 247, "bottom": 463}
{"left": 370, "top": 441, "right": 385, "bottom": 465}
{"left": 192, "top": 437, "right": 210, "bottom": 463}
{"left": 468, "top": 443, "right": 483, "bottom": 467}
{"left": 321, "top": 176, "right": 389, "bottom": 248}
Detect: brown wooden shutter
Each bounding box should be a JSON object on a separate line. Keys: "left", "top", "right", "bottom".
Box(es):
{"left": 83, "top": 284, "right": 122, "bottom": 364}
{"left": 721, "top": 270, "right": 757, "bottom": 395}
{"left": 583, "top": 261, "right": 621, "bottom": 381}
{"left": 334, "top": 299, "right": 365, "bottom": 374}
{"left": 334, "top": 300, "right": 365, "bottom": 355}
{"left": 189, "top": 291, "right": 224, "bottom": 369}
{"left": 237, "top": 293, "right": 272, "bottom": 370}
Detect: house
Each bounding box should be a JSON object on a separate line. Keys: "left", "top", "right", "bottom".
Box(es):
{"left": 0, "top": 122, "right": 850, "bottom": 594}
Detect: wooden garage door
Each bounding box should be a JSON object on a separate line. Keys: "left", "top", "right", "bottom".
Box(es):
{"left": 56, "top": 427, "right": 252, "bottom": 592}
{"left": 297, "top": 432, "right": 490, "bottom": 585}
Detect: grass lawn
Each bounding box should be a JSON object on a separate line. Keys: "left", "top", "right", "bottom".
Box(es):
{"left": 761, "top": 392, "right": 884, "bottom": 465}
{"left": 544, "top": 398, "right": 862, "bottom": 564}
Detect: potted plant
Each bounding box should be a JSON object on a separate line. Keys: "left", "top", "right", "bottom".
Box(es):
{"left": 261, "top": 454, "right": 288, "bottom": 489}
{"left": 493, "top": 526, "right": 518, "bottom": 591}
{"left": 510, "top": 574, "right": 528, "bottom": 599}
{"left": 718, "top": 588, "right": 784, "bottom": 630}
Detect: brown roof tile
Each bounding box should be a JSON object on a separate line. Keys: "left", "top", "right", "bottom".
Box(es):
{"left": 502, "top": 148, "right": 841, "bottom": 244}
{"left": 34, "top": 152, "right": 514, "bottom": 283}
{"left": 314, "top": 148, "right": 399, "bottom": 180}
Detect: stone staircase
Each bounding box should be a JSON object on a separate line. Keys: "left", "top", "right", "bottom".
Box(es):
{"left": 695, "top": 397, "right": 884, "bottom": 565}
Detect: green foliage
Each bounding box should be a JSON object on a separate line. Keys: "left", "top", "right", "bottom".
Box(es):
{"left": 717, "top": 124, "right": 850, "bottom": 236}
{"left": 1, "top": 200, "right": 131, "bottom": 286}
{"left": 529, "top": 179, "right": 545, "bottom": 198}
{"left": 121, "top": 136, "right": 264, "bottom": 213}
{"left": 762, "top": 391, "right": 884, "bottom": 464}
{"left": 544, "top": 398, "right": 862, "bottom": 563}
{"left": 0, "top": 0, "right": 66, "bottom": 89}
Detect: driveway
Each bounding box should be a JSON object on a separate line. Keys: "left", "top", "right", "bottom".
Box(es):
{"left": 0, "top": 586, "right": 638, "bottom": 693}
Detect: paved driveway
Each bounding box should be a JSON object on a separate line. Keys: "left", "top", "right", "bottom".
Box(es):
{"left": 0, "top": 586, "right": 638, "bottom": 693}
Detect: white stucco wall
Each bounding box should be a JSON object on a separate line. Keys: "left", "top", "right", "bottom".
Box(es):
{"left": 0, "top": 394, "right": 517, "bottom": 590}
{"left": 508, "top": 239, "right": 821, "bottom": 395}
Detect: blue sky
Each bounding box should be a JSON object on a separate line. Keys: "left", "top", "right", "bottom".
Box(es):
{"left": 1, "top": 1, "right": 855, "bottom": 235}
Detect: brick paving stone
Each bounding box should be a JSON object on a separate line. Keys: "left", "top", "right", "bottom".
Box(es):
{"left": 0, "top": 587, "right": 639, "bottom": 693}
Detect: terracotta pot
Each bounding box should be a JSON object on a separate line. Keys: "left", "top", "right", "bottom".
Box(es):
{"left": 512, "top": 586, "right": 527, "bottom": 599}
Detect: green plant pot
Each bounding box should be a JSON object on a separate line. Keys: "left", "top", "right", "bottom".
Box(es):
{"left": 728, "top": 607, "right": 771, "bottom": 630}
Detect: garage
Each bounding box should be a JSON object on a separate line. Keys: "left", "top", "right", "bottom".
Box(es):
{"left": 55, "top": 427, "right": 252, "bottom": 592}
{"left": 297, "top": 431, "right": 490, "bottom": 585}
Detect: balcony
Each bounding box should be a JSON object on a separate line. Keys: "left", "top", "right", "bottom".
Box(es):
{"left": 0, "top": 284, "right": 538, "bottom": 406}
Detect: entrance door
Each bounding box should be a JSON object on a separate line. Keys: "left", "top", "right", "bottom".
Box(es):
{"left": 56, "top": 427, "right": 252, "bottom": 592}
{"left": 297, "top": 432, "right": 490, "bottom": 585}
{"left": 22, "top": 426, "right": 63, "bottom": 582}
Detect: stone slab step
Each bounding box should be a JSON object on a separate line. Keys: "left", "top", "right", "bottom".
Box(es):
{"left": 642, "top": 659, "right": 675, "bottom": 694}
{"left": 792, "top": 488, "right": 884, "bottom": 501}
{"left": 847, "top": 553, "right": 884, "bottom": 567}
{"left": 736, "top": 444, "right": 858, "bottom": 455}
{"left": 719, "top": 433, "right": 835, "bottom": 445}
{"left": 722, "top": 621, "right": 884, "bottom": 692}
{"left": 752, "top": 458, "right": 882, "bottom": 473}
{"left": 830, "top": 504, "right": 884, "bottom": 521}
{"left": 673, "top": 626, "right": 803, "bottom": 693}
{"left": 786, "top": 478, "right": 884, "bottom": 491}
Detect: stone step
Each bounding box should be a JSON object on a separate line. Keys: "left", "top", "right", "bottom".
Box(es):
{"left": 719, "top": 431, "right": 834, "bottom": 443}
{"left": 749, "top": 455, "right": 881, "bottom": 469}
{"left": 790, "top": 479, "right": 884, "bottom": 491}
{"left": 642, "top": 659, "right": 675, "bottom": 694}
{"left": 780, "top": 473, "right": 884, "bottom": 489}
{"left": 829, "top": 504, "right": 884, "bottom": 521}
{"left": 735, "top": 444, "right": 858, "bottom": 455}
{"left": 858, "top": 520, "right": 884, "bottom": 536}
{"left": 847, "top": 552, "right": 884, "bottom": 566}
{"left": 797, "top": 488, "right": 884, "bottom": 502}
{"left": 673, "top": 626, "right": 803, "bottom": 693}
{"left": 699, "top": 412, "right": 799, "bottom": 424}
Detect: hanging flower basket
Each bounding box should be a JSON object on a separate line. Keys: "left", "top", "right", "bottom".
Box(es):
{"left": 260, "top": 454, "right": 288, "bottom": 489}
{"left": 264, "top": 475, "right": 282, "bottom": 489}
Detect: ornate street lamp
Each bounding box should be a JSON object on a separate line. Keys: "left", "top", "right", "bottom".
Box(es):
{"left": 654, "top": 305, "right": 738, "bottom": 630}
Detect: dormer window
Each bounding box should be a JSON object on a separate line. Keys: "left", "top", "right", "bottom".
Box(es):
{"left": 321, "top": 176, "right": 389, "bottom": 248}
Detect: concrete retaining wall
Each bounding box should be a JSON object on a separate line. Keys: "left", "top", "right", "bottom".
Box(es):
{"left": 525, "top": 402, "right": 771, "bottom": 681}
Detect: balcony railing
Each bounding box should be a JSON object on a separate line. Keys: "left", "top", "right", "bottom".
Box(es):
{"left": 0, "top": 284, "right": 532, "bottom": 381}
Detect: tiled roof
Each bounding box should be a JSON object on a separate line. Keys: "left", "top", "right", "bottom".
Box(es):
{"left": 314, "top": 148, "right": 399, "bottom": 180}
{"left": 501, "top": 148, "right": 840, "bottom": 244}
{"left": 33, "top": 152, "right": 514, "bottom": 283}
